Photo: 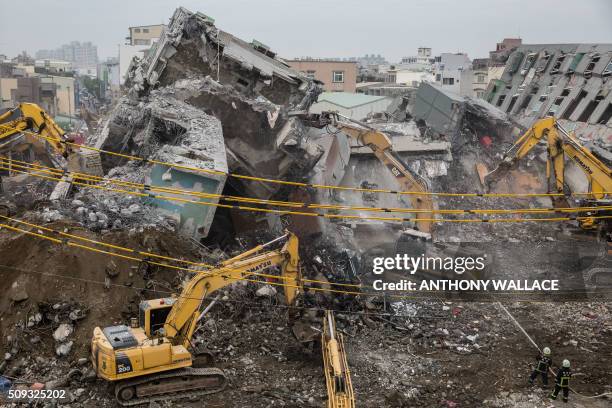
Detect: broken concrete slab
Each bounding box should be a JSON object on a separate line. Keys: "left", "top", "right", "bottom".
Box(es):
{"left": 93, "top": 90, "right": 228, "bottom": 240}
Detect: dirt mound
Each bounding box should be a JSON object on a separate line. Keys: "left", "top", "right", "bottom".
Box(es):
{"left": 0, "top": 218, "right": 200, "bottom": 356}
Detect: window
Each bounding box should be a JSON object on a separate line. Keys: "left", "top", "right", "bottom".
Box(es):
{"left": 507, "top": 95, "right": 519, "bottom": 113}
{"left": 476, "top": 90, "right": 485, "bottom": 99}
{"left": 143, "top": 28, "right": 149, "bottom": 33}
{"left": 476, "top": 74, "right": 486, "bottom": 83}
{"left": 561, "top": 90, "right": 587, "bottom": 120}
{"left": 134, "top": 28, "right": 141, "bottom": 33}
{"left": 435, "top": 73, "right": 441, "bottom": 82}
{"left": 442, "top": 77, "right": 455, "bottom": 85}
{"left": 332, "top": 71, "right": 344, "bottom": 83}
{"left": 134, "top": 39, "right": 150, "bottom": 46}
{"left": 597, "top": 103, "right": 612, "bottom": 124}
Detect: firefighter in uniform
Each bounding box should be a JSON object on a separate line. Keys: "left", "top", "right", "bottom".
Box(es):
{"left": 550, "top": 359, "right": 572, "bottom": 403}
{"left": 529, "top": 346, "right": 552, "bottom": 385}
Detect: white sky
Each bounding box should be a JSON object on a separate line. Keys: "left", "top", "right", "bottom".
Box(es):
{"left": 1, "top": 0, "right": 611, "bottom": 62}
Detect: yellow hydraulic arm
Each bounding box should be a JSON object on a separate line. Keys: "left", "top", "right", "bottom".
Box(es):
{"left": 0, "top": 103, "right": 72, "bottom": 158}
{"left": 163, "top": 231, "right": 302, "bottom": 349}
{"left": 296, "top": 111, "right": 433, "bottom": 235}
{"left": 322, "top": 310, "right": 355, "bottom": 408}
{"left": 481, "top": 116, "right": 612, "bottom": 200}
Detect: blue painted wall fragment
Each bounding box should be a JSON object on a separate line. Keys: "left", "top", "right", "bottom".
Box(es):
{"left": 146, "top": 164, "right": 226, "bottom": 240}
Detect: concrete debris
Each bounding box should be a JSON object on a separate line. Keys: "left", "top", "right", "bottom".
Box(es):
{"left": 255, "top": 285, "right": 277, "bottom": 297}
{"left": 27, "top": 312, "right": 42, "bottom": 327}
{"left": 55, "top": 341, "right": 73, "bottom": 357}
{"left": 90, "top": 9, "right": 324, "bottom": 238}
{"left": 9, "top": 280, "right": 28, "bottom": 302}
{"left": 53, "top": 323, "right": 74, "bottom": 343}
{"left": 110, "top": 6, "right": 324, "bottom": 206}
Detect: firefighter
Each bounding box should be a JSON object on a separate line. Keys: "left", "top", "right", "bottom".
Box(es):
{"left": 528, "top": 346, "right": 552, "bottom": 386}
{"left": 550, "top": 359, "right": 572, "bottom": 403}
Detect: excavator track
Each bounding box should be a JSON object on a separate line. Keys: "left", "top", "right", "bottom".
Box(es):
{"left": 114, "top": 367, "right": 227, "bottom": 406}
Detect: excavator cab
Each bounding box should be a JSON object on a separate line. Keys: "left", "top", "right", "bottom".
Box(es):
{"left": 138, "top": 298, "right": 176, "bottom": 337}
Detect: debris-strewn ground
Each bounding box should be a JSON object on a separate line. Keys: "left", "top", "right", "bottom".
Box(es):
{"left": 0, "top": 218, "right": 610, "bottom": 407}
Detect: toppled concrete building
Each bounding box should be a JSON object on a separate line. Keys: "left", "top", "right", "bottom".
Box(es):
{"left": 125, "top": 7, "right": 323, "bottom": 198}
{"left": 412, "top": 82, "right": 515, "bottom": 144}
{"left": 485, "top": 43, "right": 612, "bottom": 149}
{"left": 485, "top": 43, "right": 612, "bottom": 193}
{"left": 92, "top": 7, "right": 324, "bottom": 240}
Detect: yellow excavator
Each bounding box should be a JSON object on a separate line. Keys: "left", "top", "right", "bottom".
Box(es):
{"left": 91, "top": 231, "right": 302, "bottom": 405}
{"left": 476, "top": 116, "right": 612, "bottom": 230}
{"left": 0, "top": 102, "right": 102, "bottom": 176}
{"left": 295, "top": 111, "right": 433, "bottom": 236}
{"left": 92, "top": 231, "right": 356, "bottom": 406}
{"left": 322, "top": 310, "right": 355, "bottom": 408}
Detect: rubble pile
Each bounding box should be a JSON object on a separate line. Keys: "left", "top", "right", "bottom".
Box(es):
{"left": 101, "top": 7, "right": 323, "bottom": 198}
{"left": 0, "top": 6, "right": 610, "bottom": 408}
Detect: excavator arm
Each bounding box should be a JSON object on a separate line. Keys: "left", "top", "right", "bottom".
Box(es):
{"left": 480, "top": 117, "right": 612, "bottom": 199}
{"left": 0, "top": 103, "right": 102, "bottom": 180}
{"left": 0, "top": 103, "right": 71, "bottom": 158}
{"left": 322, "top": 310, "right": 355, "bottom": 408}
{"left": 163, "top": 231, "right": 302, "bottom": 348}
{"left": 478, "top": 117, "right": 558, "bottom": 188}
{"left": 297, "top": 111, "right": 433, "bottom": 235}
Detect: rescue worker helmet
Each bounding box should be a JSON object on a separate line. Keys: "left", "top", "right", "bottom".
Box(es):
{"left": 543, "top": 347, "right": 551, "bottom": 355}
{"left": 562, "top": 359, "right": 570, "bottom": 368}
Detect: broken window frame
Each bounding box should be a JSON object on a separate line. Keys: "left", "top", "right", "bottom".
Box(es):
{"left": 550, "top": 53, "right": 566, "bottom": 74}
{"left": 535, "top": 51, "right": 551, "bottom": 73}
{"left": 520, "top": 53, "right": 537, "bottom": 75}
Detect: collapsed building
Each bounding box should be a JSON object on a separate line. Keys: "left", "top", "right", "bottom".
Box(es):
{"left": 92, "top": 7, "right": 324, "bottom": 241}
{"left": 485, "top": 43, "right": 612, "bottom": 194}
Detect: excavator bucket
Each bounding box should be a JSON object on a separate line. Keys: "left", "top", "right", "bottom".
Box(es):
{"left": 475, "top": 163, "right": 490, "bottom": 187}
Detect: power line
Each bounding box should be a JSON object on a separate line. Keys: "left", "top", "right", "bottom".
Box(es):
{"left": 0, "top": 214, "right": 362, "bottom": 290}
{"left": 1, "top": 155, "right": 609, "bottom": 217}
{"left": 4, "top": 125, "right": 609, "bottom": 199}
{"left": 2, "top": 161, "right": 611, "bottom": 226}
{"left": 1, "top": 216, "right": 611, "bottom": 302}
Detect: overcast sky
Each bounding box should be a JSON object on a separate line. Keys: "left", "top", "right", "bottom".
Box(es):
{"left": 1, "top": 0, "right": 611, "bottom": 62}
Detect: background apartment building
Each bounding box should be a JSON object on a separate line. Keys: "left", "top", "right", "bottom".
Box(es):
{"left": 287, "top": 59, "right": 357, "bottom": 92}
{"left": 126, "top": 24, "right": 166, "bottom": 46}
{"left": 119, "top": 24, "right": 166, "bottom": 85}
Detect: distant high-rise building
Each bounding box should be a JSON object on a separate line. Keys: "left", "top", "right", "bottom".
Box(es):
{"left": 36, "top": 41, "right": 98, "bottom": 69}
